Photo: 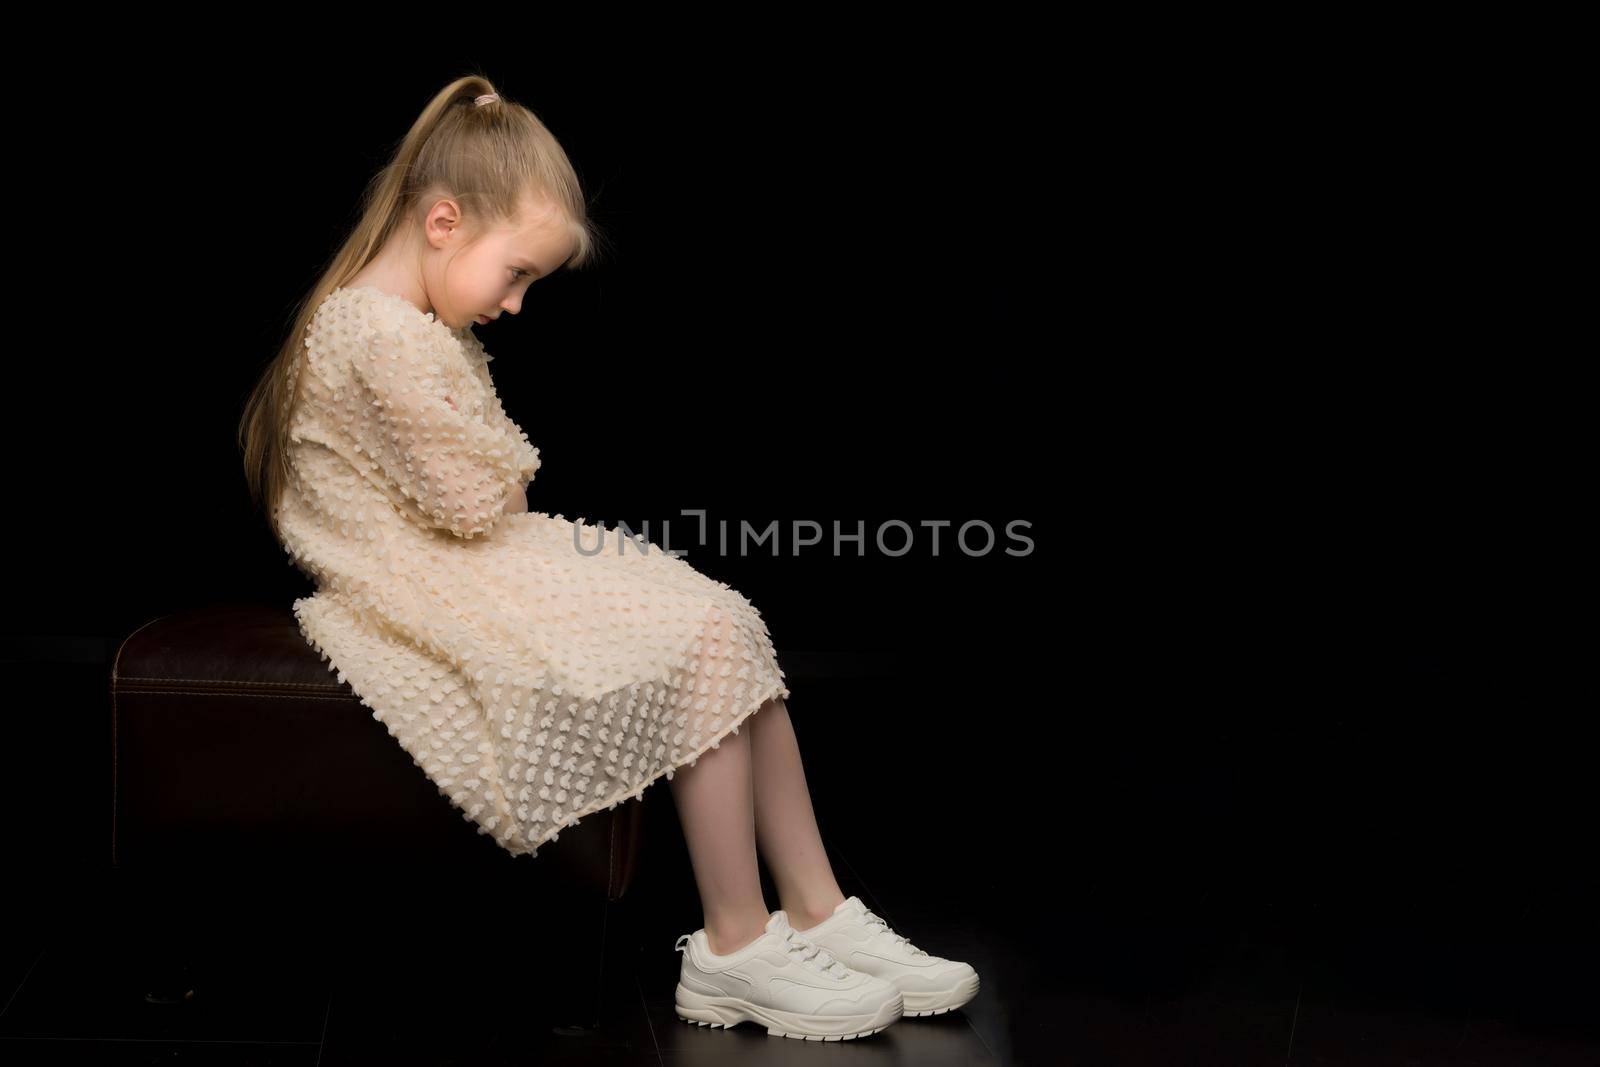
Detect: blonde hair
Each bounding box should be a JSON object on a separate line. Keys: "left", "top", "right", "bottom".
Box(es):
{"left": 239, "top": 73, "right": 607, "bottom": 544}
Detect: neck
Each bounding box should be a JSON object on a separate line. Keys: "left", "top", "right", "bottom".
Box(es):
{"left": 348, "top": 231, "right": 434, "bottom": 318}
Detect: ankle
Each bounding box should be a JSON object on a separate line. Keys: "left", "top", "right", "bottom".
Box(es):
{"left": 783, "top": 891, "right": 847, "bottom": 934}
{"left": 705, "top": 913, "right": 770, "bottom": 957}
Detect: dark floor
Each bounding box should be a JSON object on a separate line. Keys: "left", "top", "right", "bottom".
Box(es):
{"left": 4, "top": 670, "right": 1598, "bottom": 1064}
{"left": 4, "top": 835, "right": 1598, "bottom": 1065}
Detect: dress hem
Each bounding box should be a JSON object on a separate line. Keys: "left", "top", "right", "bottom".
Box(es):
{"left": 507, "top": 674, "right": 791, "bottom": 858}
{"left": 293, "top": 590, "right": 791, "bottom": 861}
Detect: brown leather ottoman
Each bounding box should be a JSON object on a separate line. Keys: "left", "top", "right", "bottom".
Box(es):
{"left": 110, "top": 600, "right": 645, "bottom": 1031}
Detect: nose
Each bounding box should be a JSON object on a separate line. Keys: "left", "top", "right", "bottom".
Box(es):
{"left": 502, "top": 296, "right": 522, "bottom": 317}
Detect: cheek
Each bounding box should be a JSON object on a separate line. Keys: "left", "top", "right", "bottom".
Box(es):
{"left": 460, "top": 274, "right": 497, "bottom": 308}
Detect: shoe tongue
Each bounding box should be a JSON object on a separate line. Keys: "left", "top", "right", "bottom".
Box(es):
{"left": 766, "top": 910, "right": 793, "bottom": 935}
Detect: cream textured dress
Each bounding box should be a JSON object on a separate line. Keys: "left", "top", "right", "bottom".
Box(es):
{"left": 274, "top": 284, "right": 791, "bottom": 858}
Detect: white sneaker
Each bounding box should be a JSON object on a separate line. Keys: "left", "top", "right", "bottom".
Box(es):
{"left": 791, "top": 895, "right": 980, "bottom": 1017}
{"left": 673, "top": 909, "right": 905, "bottom": 1040}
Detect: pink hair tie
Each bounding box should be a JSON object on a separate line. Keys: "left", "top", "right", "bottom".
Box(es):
{"left": 474, "top": 92, "right": 500, "bottom": 106}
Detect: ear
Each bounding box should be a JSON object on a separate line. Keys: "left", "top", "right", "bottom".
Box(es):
{"left": 423, "top": 197, "right": 467, "bottom": 248}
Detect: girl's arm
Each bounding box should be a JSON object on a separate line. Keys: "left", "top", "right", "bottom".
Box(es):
{"left": 349, "top": 330, "right": 533, "bottom": 538}
{"left": 445, "top": 393, "right": 530, "bottom": 516}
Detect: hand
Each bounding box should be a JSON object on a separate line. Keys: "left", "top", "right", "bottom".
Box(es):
{"left": 505, "top": 483, "right": 529, "bottom": 515}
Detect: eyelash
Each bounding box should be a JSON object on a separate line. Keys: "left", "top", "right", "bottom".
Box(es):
{"left": 511, "top": 268, "right": 529, "bottom": 280}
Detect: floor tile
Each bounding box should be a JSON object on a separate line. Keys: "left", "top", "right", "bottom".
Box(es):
{"left": 0, "top": 927, "right": 331, "bottom": 1046}
{"left": 316, "top": 920, "right": 657, "bottom": 1066}
{"left": 0, "top": 1036, "right": 322, "bottom": 1064}
{"left": 1284, "top": 935, "right": 1600, "bottom": 1067}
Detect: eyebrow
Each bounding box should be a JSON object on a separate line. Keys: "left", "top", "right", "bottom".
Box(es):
{"left": 514, "top": 249, "right": 576, "bottom": 276}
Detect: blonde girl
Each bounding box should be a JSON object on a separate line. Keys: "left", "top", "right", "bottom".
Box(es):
{"left": 239, "top": 74, "right": 976, "bottom": 1042}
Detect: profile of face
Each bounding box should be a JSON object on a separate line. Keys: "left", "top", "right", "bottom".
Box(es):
{"left": 423, "top": 191, "right": 577, "bottom": 330}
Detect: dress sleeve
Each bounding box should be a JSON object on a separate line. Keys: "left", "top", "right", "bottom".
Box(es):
{"left": 347, "top": 322, "right": 534, "bottom": 539}
{"left": 461, "top": 332, "right": 543, "bottom": 483}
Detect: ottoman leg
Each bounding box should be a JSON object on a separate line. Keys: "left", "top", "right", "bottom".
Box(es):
{"left": 121, "top": 869, "right": 200, "bottom": 1005}
{"left": 551, "top": 896, "right": 613, "bottom": 1037}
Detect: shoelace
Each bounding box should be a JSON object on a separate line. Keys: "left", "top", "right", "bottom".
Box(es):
{"left": 675, "top": 929, "right": 849, "bottom": 977}
{"left": 781, "top": 927, "right": 849, "bottom": 976}
{"left": 858, "top": 906, "right": 929, "bottom": 956}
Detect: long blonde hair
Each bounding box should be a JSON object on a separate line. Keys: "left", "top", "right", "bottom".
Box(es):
{"left": 239, "top": 73, "right": 606, "bottom": 544}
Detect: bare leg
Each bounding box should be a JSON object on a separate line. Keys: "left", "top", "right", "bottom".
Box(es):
{"left": 666, "top": 609, "right": 776, "bottom": 956}
{"left": 748, "top": 698, "right": 847, "bottom": 932}
{"left": 668, "top": 723, "right": 773, "bottom": 955}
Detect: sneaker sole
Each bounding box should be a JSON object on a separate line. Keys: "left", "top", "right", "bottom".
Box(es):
{"left": 903, "top": 972, "right": 981, "bottom": 1016}
{"left": 675, "top": 983, "right": 904, "bottom": 1040}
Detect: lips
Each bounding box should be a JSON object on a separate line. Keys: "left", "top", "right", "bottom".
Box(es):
{"left": 476, "top": 314, "right": 490, "bottom": 324}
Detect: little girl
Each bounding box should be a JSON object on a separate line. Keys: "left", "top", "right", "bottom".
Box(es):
{"left": 238, "top": 75, "right": 977, "bottom": 1042}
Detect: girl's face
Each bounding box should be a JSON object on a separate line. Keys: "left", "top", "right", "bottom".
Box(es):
{"left": 426, "top": 193, "right": 576, "bottom": 330}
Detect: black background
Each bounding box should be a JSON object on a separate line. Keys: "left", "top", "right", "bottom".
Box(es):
{"left": 1, "top": 31, "right": 1589, "bottom": 1063}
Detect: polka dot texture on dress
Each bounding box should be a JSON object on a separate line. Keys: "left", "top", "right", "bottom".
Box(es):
{"left": 273, "top": 285, "right": 790, "bottom": 858}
